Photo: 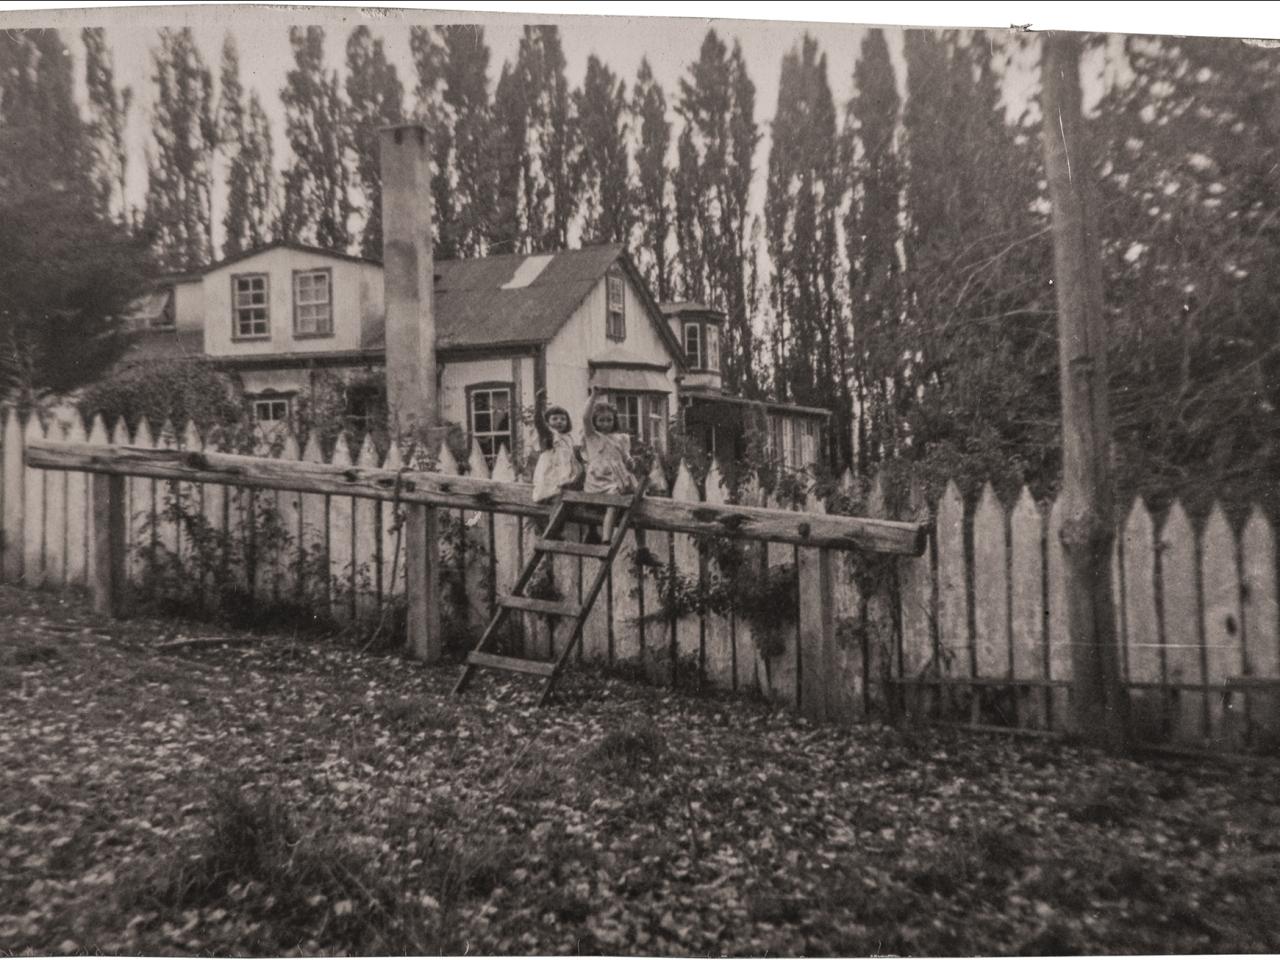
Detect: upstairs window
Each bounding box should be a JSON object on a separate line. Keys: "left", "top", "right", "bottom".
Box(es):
{"left": 606, "top": 273, "right": 626, "bottom": 340}
{"left": 683, "top": 322, "right": 702, "bottom": 370}
{"left": 233, "top": 274, "right": 269, "bottom": 339}
{"left": 705, "top": 324, "right": 721, "bottom": 372}
{"left": 294, "top": 269, "right": 333, "bottom": 337}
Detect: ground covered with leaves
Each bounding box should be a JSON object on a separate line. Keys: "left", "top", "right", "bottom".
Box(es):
{"left": 2, "top": 585, "right": 1279, "bottom": 956}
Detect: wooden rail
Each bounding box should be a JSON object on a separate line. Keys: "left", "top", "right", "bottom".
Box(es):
{"left": 25, "top": 439, "right": 929, "bottom": 556}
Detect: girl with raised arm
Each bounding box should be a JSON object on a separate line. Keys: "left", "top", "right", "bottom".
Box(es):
{"left": 531, "top": 389, "right": 582, "bottom": 504}
{"left": 581, "top": 389, "right": 637, "bottom": 542}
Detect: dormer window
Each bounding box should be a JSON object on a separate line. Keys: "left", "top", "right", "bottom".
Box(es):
{"left": 294, "top": 268, "right": 333, "bottom": 337}
{"left": 606, "top": 272, "right": 626, "bottom": 340}
{"left": 682, "top": 320, "right": 721, "bottom": 372}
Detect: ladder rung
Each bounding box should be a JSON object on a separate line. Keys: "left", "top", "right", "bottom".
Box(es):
{"left": 498, "top": 594, "right": 582, "bottom": 618}
{"left": 467, "top": 651, "right": 556, "bottom": 677}
{"left": 535, "top": 538, "right": 611, "bottom": 559}
{"left": 560, "top": 490, "right": 635, "bottom": 508}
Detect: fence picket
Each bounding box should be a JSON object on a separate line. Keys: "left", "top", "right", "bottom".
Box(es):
{"left": 1161, "top": 501, "right": 1205, "bottom": 742}
{"left": 1241, "top": 506, "right": 1280, "bottom": 745}
{"left": 973, "top": 482, "right": 1010, "bottom": 681}
{"left": 43, "top": 421, "right": 66, "bottom": 587}
{"left": 667, "top": 461, "right": 701, "bottom": 681}
{"left": 299, "top": 433, "right": 327, "bottom": 611}
{"left": 1045, "top": 496, "right": 1071, "bottom": 727}
{"left": 1200, "top": 504, "right": 1242, "bottom": 743}
{"left": 898, "top": 479, "right": 934, "bottom": 715}
{"left": 2, "top": 409, "right": 22, "bottom": 582}
{"left": 129, "top": 418, "right": 154, "bottom": 587}
{"left": 830, "top": 471, "right": 864, "bottom": 717}
{"left": 379, "top": 442, "right": 405, "bottom": 604}
{"left": 22, "top": 414, "right": 46, "bottom": 586}
{"left": 328, "top": 436, "right": 355, "bottom": 623}
{"left": 702, "top": 462, "right": 733, "bottom": 687}
{"left": 1120, "top": 497, "right": 1161, "bottom": 737}
{"left": 466, "top": 442, "right": 494, "bottom": 632}
{"left": 157, "top": 420, "right": 179, "bottom": 565}
{"left": 764, "top": 488, "right": 798, "bottom": 708}
{"left": 84, "top": 416, "right": 108, "bottom": 589}
{"left": 1009, "top": 487, "right": 1046, "bottom": 726}
{"left": 64, "top": 416, "right": 88, "bottom": 587}
{"left": 176, "top": 421, "right": 201, "bottom": 580}
{"left": 798, "top": 489, "right": 834, "bottom": 722}
{"left": 734, "top": 475, "right": 764, "bottom": 695}
{"left": 267, "top": 430, "right": 298, "bottom": 603}
{"left": 936, "top": 481, "right": 969, "bottom": 701}
{"left": 201, "top": 427, "right": 228, "bottom": 608}
{"left": 352, "top": 435, "right": 380, "bottom": 619}
{"left": 489, "top": 446, "right": 519, "bottom": 652}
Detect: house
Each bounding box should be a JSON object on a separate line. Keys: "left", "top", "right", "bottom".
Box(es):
{"left": 131, "top": 239, "right": 828, "bottom": 471}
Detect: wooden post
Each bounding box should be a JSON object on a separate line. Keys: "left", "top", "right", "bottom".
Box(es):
{"left": 91, "top": 473, "right": 127, "bottom": 617}
{"left": 382, "top": 122, "right": 442, "bottom": 662}
{"left": 1041, "top": 33, "right": 1129, "bottom": 748}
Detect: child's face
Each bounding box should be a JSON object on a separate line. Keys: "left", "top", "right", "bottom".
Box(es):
{"left": 593, "top": 409, "right": 616, "bottom": 432}
{"left": 547, "top": 412, "right": 570, "bottom": 433}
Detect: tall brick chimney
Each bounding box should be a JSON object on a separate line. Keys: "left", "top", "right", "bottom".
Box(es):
{"left": 380, "top": 123, "right": 436, "bottom": 442}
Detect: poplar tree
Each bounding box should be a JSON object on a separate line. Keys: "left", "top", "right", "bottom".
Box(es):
{"left": 632, "top": 57, "right": 673, "bottom": 300}
{"left": 219, "top": 35, "right": 274, "bottom": 257}
{"left": 843, "top": 27, "right": 904, "bottom": 472}
{"left": 765, "top": 34, "right": 847, "bottom": 465}
{"left": 411, "top": 24, "right": 493, "bottom": 258}
{"left": 0, "top": 29, "right": 148, "bottom": 395}
{"left": 278, "top": 26, "right": 352, "bottom": 250}
{"left": 346, "top": 25, "right": 403, "bottom": 259}
{"left": 489, "top": 60, "right": 528, "bottom": 254}
{"left": 675, "top": 31, "right": 761, "bottom": 395}
{"left": 143, "top": 27, "right": 217, "bottom": 272}
{"left": 573, "top": 54, "right": 630, "bottom": 244}
{"left": 517, "top": 26, "right": 576, "bottom": 252}
{"left": 81, "top": 27, "right": 132, "bottom": 221}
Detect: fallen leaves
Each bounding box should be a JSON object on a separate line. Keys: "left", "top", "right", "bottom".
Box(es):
{"left": 1, "top": 583, "right": 1279, "bottom": 955}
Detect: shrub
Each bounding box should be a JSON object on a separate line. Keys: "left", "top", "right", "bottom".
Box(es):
{"left": 78, "top": 357, "right": 242, "bottom": 434}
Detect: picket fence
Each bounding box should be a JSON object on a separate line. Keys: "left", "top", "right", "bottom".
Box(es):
{"left": 4, "top": 407, "right": 1278, "bottom": 750}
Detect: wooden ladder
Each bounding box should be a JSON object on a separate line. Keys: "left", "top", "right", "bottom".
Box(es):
{"left": 452, "top": 480, "right": 647, "bottom": 706}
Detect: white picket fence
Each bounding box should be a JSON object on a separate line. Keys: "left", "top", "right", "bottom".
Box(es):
{"left": 4, "top": 407, "right": 1278, "bottom": 750}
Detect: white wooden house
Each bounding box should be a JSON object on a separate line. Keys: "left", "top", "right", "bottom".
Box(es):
{"left": 122, "top": 239, "right": 827, "bottom": 470}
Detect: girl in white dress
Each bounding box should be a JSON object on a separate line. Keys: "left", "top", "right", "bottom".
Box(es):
{"left": 581, "top": 390, "right": 637, "bottom": 541}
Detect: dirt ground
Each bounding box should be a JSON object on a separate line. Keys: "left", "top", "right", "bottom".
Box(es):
{"left": 1, "top": 583, "right": 1278, "bottom": 956}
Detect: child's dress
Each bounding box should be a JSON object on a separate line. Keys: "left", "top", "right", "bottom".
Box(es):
{"left": 532, "top": 429, "right": 581, "bottom": 503}
{"left": 582, "top": 430, "right": 635, "bottom": 495}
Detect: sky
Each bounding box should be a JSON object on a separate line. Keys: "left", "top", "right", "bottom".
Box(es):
{"left": 0, "top": 3, "right": 1261, "bottom": 254}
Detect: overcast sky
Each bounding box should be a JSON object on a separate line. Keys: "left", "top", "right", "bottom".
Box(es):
{"left": 0, "top": 4, "right": 1254, "bottom": 254}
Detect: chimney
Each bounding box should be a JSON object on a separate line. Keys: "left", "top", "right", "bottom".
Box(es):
{"left": 380, "top": 123, "right": 436, "bottom": 441}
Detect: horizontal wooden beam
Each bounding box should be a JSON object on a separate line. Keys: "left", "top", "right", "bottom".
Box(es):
{"left": 25, "top": 439, "right": 928, "bottom": 556}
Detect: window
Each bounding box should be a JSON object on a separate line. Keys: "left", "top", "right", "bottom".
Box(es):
{"left": 645, "top": 395, "right": 668, "bottom": 450}
{"left": 233, "top": 274, "right": 269, "bottom": 339}
{"left": 252, "top": 396, "right": 291, "bottom": 423}
{"left": 467, "top": 384, "right": 513, "bottom": 466}
{"left": 611, "top": 393, "right": 641, "bottom": 438}
{"left": 294, "top": 269, "right": 333, "bottom": 337}
{"left": 606, "top": 273, "right": 626, "bottom": 340}
{"left": 705, "top": 324, "right": 721, "bottom": 372}
{"left": 683, "top": 322, "right": 703, "bottom": 369}
{"left": 801, "top": 419, "right": 817, "bottom": 465}
{"left": 769, "top": 414, "right": 784, "bottom": 462}
{"left": 345, "top": 383, "right": 385, "bottom": 432}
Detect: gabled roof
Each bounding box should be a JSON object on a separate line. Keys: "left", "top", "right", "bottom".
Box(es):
{"left": 199, "top": 240, "right": 382, "bottom": 275}
{"left": 363, "top": 244, "right": 686, "bottom": 363}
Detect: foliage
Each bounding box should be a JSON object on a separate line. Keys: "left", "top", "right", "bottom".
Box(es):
{"left": 345, "top": 26, "right": 404, "bottom": 260}
{"left": 675, "top": 31, "right": 762, "bottom": 397}
{"left": 218, "top": 35, "right": 274, "bottom": 258}
{"left": 631, "top": 58, "right": 674, "bottom": 300}
{"left": 573, "top": 55, "right": 631, "bottom": 245}
{"left": 143, "top": 28, "right": 217, "bottom": 273}
{"left": 81, "top": 27, "right": 132, "bottom": 221}
{"left": 0, "top": 29, "right": 150, "bottom": 397}
{"left": 765, "top": 34, "right": 850, "bottom": 465}
{"left": 411, "top": 25, "right": 493, "bottom": 259}
{"left": 78, "top": 358, "right": 241, "bottom": 435}
{"left": 278, "top": 26, "right": 352, "bottom": 250}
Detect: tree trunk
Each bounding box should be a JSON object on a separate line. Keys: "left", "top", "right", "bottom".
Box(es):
{"left": 1040, "top": 33, "right": 1130, "bottom": 749}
